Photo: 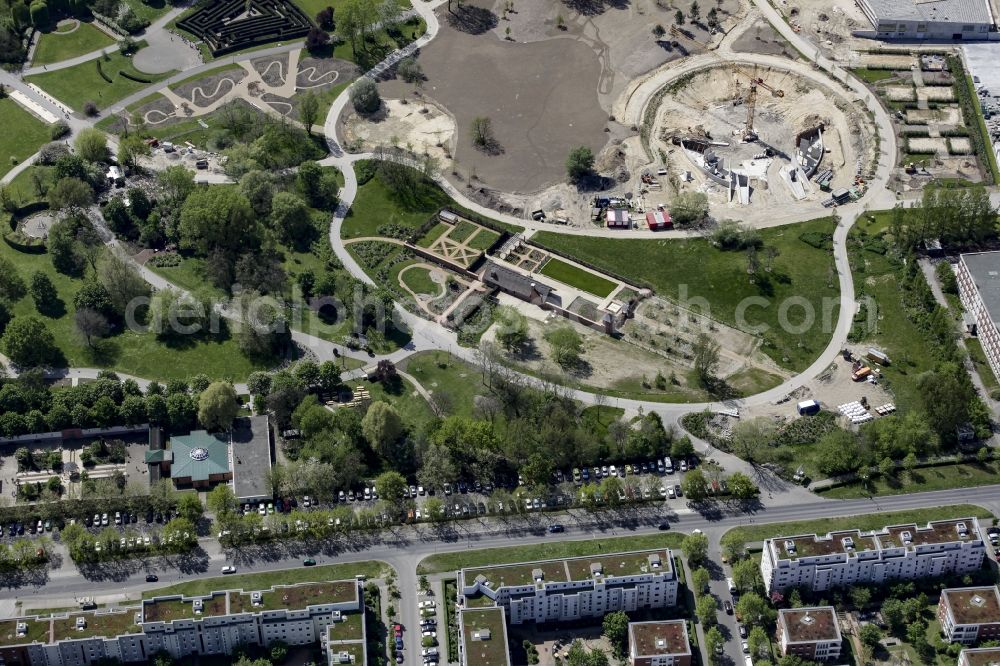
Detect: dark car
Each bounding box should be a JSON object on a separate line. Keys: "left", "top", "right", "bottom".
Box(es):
{"left": 724, "top": 600, "right": 733, "bottom": 614}
{"left": 145, "top": 574, "right": 159, "bottom": 582}
{"left": 658, "top": 522, "right": 671, "bottom": 530}
{"left": 146, "top": 511, "right": 154, "bottom": 523}
{"left": 303, "top": 558, "right": 317, "bottom": 566}
{"left": 547, "top": 524, "right": 565, "bottom": 533}
{"left": 674, "top": 484, "right": 682, "bottom": 497}
{"left": 739, "top": 625, "right": 747, "bottom": 639}
{"left": 395, "top": 654, "right": 404, "bottom": 664}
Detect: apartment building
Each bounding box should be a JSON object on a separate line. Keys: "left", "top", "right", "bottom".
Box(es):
{"left": 938, "top": 586, "right": 1000, "bottom": 646}
{"left": 958, "top": 252, "right": 1000, "bottom": 384}
{"left": 959, "top": 646, "right": 1000, "bottom": 666}
{"left": 761, "top": 518, "right": 986, "bottom": 593}
{"left": 628, "top": 620, "right": 692, "bottom": 666}
{"left": 777, "top": 607, "right": 842, "bottom": 662}
{"left": 458, "top": 608, "right": 511, "bottom": 666}
{"left": 0, "top": 580, "right": 364, "bottom": 666}
{"left": 459, "top": 549, "right": 678, "bottom": 624}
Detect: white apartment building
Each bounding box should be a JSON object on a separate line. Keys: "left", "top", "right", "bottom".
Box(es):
{"left": 761, "top": 518, "right": 986, "bottom": 593}
{"left": 959, "top": 646, "right": 1000, "bottom": 666}
{"left": 0, "top": 580, "right": 365, "bottom": 666}
{"left": 938, "top": 586, "right": 1000, "bottom": 646}
{"left": 777, "top": 607, "right": 842, "bottom": 662}
{"left": 958, "top": 252, "right": 1000, "bottom": 384}
{"left": 628, "top": 620, "right": 692, "bottom": 666}
{"left": 458, "top": 549, "right": 678, "bottom": 625}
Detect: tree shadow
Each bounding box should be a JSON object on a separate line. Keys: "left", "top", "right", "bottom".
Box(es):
{"left": 37, "top": 297, "right": 66, "bottom": 318}
{"left": 445, "top": 5, "right": 499, "bottom": 34}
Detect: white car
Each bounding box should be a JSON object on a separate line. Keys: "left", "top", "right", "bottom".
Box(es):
{"left": 418, "top": 485, "right": 426, "bottom": 496}
{"left": 418, "top": 600, "right": 436, "bottom": 609}
{"left": 742, "top": 641, "right": 750, "bottom": 654}
{"left": 221, "top": 565, "right": 237, "bottom": 574}
{"left": 659, "top": 486, "right": 668, "bottom": 498}
{"left": 422, "top": 648, "right": 439, "bottom": 657}
{"left": 421, "top": 630, "right": 437, "bottom": 639}
{"left": 258, "top": 504, "right": 266, "bottom": 516}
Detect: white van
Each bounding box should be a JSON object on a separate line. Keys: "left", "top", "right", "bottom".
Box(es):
{"left": 745, "top": 658, "right": 754, "bottom": 666}
{"left": 727, "top": 577, "right": 737, "bottom": 594}
{"left": 664, "top": 457, "right": 674, "bottom": 474}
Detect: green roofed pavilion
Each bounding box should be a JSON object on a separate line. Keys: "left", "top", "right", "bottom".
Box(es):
{"left": 169, "top": 430, "right": 230, "bottom": 485}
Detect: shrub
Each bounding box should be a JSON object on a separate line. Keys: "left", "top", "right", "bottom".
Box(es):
{"left": 119, "top": 70, "right": 151, "bottom": 83}
{"left": 49, "top": 121, "right": 70, "bottom": 140}
{"left": 83, "top": 101, "right": 99, "bottom": 117}
{"left": 96, "top": 59, "right": 112, "bottom": 83}
{"left": 350, "top": 78, "right": 381, "bottom": 115}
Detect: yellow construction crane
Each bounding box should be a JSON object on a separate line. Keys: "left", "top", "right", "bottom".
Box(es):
{"left": 669, "top": 26, "right": 785, "bottom": 141}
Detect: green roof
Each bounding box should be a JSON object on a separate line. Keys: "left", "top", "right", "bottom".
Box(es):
{"left": 144, "top": 449, "right": 173, "bottom": 464}
{"left": 170, "top": 431, "right": 230, "bottom": 482}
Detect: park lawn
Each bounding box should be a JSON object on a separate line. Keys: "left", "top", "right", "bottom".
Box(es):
{"left": 141, "top": 561, "right": 389, "bottom": 599}
{"left": 342, "top": 174, "right": 447, "bottom": 239}
{"left": 721, "top": 504, "right": 993, "bottom": 545}
{"left": 3, "top": 165, "right": 54, "bottom": 206}
{"left": 847, "top": 224, "right": 940, "bottom": 412}
{"left": 32, "top": 22, "right": 116, "bottom": 66}
{"left": 449, "top": 220, "right": 477, "bottom": 243}
{"left": 332, "top": 16, "right": 427, "bottom": 68}
{"left": 467, "top": 228, "right": 500, "bottom": 252}
{"left": 398, "top": 351, "right": 485, "bottom": 419}
{"left": 417, "top": 532, "right": 685, "bottom": 574}
{"left": 534, "top": 216, "right": 840, "bottom": 373}
{"left": 851, "top": 68, "right": 898, "bottom": 84}
{"left": 121, "top": 0, "right": 171, "bottom": 23}
{"left": 0, "top": 99, "right": 51, "bottom": 180}
{"left": 312, "top": 80, "right": 352, "bottom": 125}
{"left": 0, "top": 240, "right": 267, "bottom": 381}
{"left": 965, "top": 337, "right": 1000, "bottom": 393}
{"left": 145, "top": 256, "right": 227, "bottom": 300}
{"left": 726, "top": 366, "right": 784, "bottom": 395}
{"left": 26, "top": 45, "right": 175, "bottom": 111}
{"left": 416, "top": 223, "right": 449, "bottom": 248}
{"left": 399, "top": 264, "right": 440, "bottom": 296}
{"left": 292, "top": 0, "right": 410, "bottom": 17}
{"left": 353, "top": 375, "right": 437, "bottom": 429}
{"left": 819, "top": 460, "right": 1000, "bottom": 499}
{"left": 539, "top": 256, "right": 617, "bottom": 298}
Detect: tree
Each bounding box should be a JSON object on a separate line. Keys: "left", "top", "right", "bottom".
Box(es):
{"left": 418, "top": 442, "right": 457, "bottom": 491}
{"left": 362, "top": 401, "right": 403, "bottom": 457}
{"left": 682, "top": 531, "right": 709, "bottom": 564}
{"left": 878, "top": 456, "right": 894, "bottom": 478}
{"left": 49, "top": 177, "right": 94, "bottom": 211}
{"left": 652, "top": 23, "right": 666, "bottom": 38}
{"left": 316, "top": 5, "right": 334, "bottom": 28}
{"left": 545, "top": 325, "right": 583, "bottom": 368}
{"left": 736, "top": 592, "right": 770, "bottom": 627}
{"left": 471, "top": 116, "right": 499, "bottom": 153}
{"left": 75, "top": 308, "right": 110, "bottom": 347}
{"left": 350, "top": 77, "right": 381, "bottom": 115}
{"left": 208, "top": 484, "right": 239, "bottom": 518}
{"left": 691, "top": 567, "right": 710, "bottom": 594}
{"left": 727, "top": 472, "right": 758, "bottom": 500}
{"left": 732, "top": 557, "right": 762, "bottom": 593}
{"left": 270, "top": 192, "right": 314, "bottom": 249}
{"left": 424, "top": 496, "right": 445, "bottom": 521}
{"left": 748, "top": 626, "right": 770, "bottom": 660}
{"left": 374, "top": 471, "right": 407, "bottom": 504}
{"left": 704, "top": 627, "right": 724, "bottom": 663}
{"left": 566, "top": 146, "right": 594, "bottom": 183}
{"left": 522, "top": 453, "right": 554, "bottom": 489}
{"left": 859, "top": 623, "right": 882, "bottom": 649}
{"left": 269, "top": 641, "right": 289, "bottom": 664}
{"left": 494, "top": 305, "right": 528, "bottom": 353}
{"left": 117, "top": 134, "right": 151, "bottom": 170}
{"left": 160, "top": 517, "right": 197, "bottom": 552}
{"left": 397, "top": 57, "right": 423, "bottom": 84}
{"left": 317, "top": 361, "right": 342, "bottom": 393}
{"left": 298, "top": 91, "right": 320, "bottom": 134}
{"left": 179, "top": 186, "right": 257, "bottom": 260}
{"left": 674, "top": 9, "right": 684, "bottom": 24}
{"left": 75, "top": 128, "right": 108, "bottom": 163}
{"left": 881, "top": 598, "right": 905, "bottom": 634}
{"left": 681, "top": 468, "right": 709, "bottom": 501}
{"left": 198, "top": 382, "right": 238, "bottom": 432}
{"left": 815, "top": 429, "right": 863, "bottom": 477}
{"left": 3, "top": 317, "right": 60, "bottom": 367}
{"left": 247, "top": 371, "right": 272, "bottom": 397}
{"left": 692, "top": 333, "right": 721, "bottom": 387}
{"left": 0, "top": 257, "right": 25, "bottom": 303}
{"left": 176, "top": 493, "right": 203, "bottom": 523}
{"left": 850, "top": 585, "right": 873, "bottom": 610}
{"left": 696, "top": 595, "right": 717, "bottom": 626}
{"left": 602, "top": 611, "right": 629, "bottom": 658}
{"left": 305, "top": 26, "right": 330, "bottom": 52}
{"left": 689, "top": 1, "right": 700, "bottom": 22}
{"left": 902, "top": 451, "right": 918, "bottom": 476}
{"left": 670, "top": 191, "right": 710, "bottom": 225}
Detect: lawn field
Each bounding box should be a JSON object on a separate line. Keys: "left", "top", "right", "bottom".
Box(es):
{"left": 417, "top": 533, "right": 685, "bottom": 574}
{"left": 141, "top": 561, "right": 389, "bottom": 598}
{"left": 416, "top": 223, "right": 449, "bottom": 248}
{"left": 32, "top": 22, "right": 115, "bottom": 66}
{"left": 292, "top": 0, "right": 410, "bottom": 20}
{"left": 965, "top": 336, "right": 1000, "bottom": 393}
{"left": 850, "top": 68, "right": 898, "bottom": 84}
{"left": 26, "top": 45, "right": 174, "bottom": 111}
{"left": 0, "top": 99, "right": 51, "bottom": 179}
{"left": 0, "top": 239, "right": 268, "bottom": 381}
{"left": 819, "top": 460, "right": 1000, "bottom": 499}
{"left": 399, "top": 264, "right": 441, "bottom": 296}
{"left": 539, "top": 256, "right": 617, "bottom": 298}
{"left": 342, "top": 175, "right": 446, "bottom": 240}
{"left": 122, "top": 0, "right": 171, "bottom": 23}
{"left": 722, "top": 504, "right": 994, "bottom": 545}
{"left": 467, "top": 227, "right": 500, "bottom": 251}
{"left": 534, "top": 217, "right": 840, "bottom": 372}
{"left": 398, "top": 351, "right": 485, "bottom": 418}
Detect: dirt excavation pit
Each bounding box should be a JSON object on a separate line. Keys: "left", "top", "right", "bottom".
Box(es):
{"left": 650, "top": 64, "right": 874, "bottom": 212}
{"left": 342, "top": 98, "right": 456, "bottom": 162}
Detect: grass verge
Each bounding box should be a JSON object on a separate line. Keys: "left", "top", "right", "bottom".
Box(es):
{"left": 31, "top": 22, "right": 115, "bottom": 67}
{"left": 0, "top": 99, "right": 51, "bottom": 180}
{"left": 141, "top": 561, "right": 390, "bottom": 598}
{"left": 819, "top": 461, "right": 1000, "bottom": 498}
{"left": 539, "top": 256, "right": 617, "bottom": 298}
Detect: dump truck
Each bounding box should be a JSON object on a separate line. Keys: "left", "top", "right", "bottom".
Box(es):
{"left": 852, "top": 366, "right": 872, "bottom": 381}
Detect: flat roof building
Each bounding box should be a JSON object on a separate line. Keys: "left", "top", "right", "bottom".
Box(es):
{"left": 231, "top": 415, "right": 273, "bottom": 503}
{"left": 856, "top": 0, "right": 994, "bottom": 39}
{"left": 628, "top": 620, "right": 691, "bottom": 666}
{"left": 778, "top": 607, "right": 842, "bottom": 662}
{"left": 958, "top": 252, "right": 1000, "bottom": 389}
{"left": 960, "top": 647, "right": 1000, "bottom": 666}
{"left": 458, "top": 608, "right": 511, "bottom": 666}
{"left": 938, "top": 586, "right": 1000, "bottom": 645}
{"left": 761, "top": 517, "right": 986, "bottom": 592}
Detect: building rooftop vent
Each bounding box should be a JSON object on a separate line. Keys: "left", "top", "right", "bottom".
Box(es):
{"left": 957, "top": 522, "right": 968, "bottom": 536}
{"left": 901, "top": 531, "right": 912, "bottom": 544}
{"left": 590, "top": 562, "right": 604, "bottom": 577}
{"left": 784, "top": 540, "right": 796, "bottom": 553}
{"left": 655, "top": 638, "right": 668, "bottom": 650}
{"left": 801, "top": 613, "right": 816, "bottom": 626}
{"left": 532, "top": 568, "right": 545, "bottom": 582}
{"left": 972, "top": 594, "right": 987, "bottom": 607}
{"left": 75, "top": 617, "right": 87, "bottom": 630}
{"left": 251, "top": 591, "right": 263, "bottom": 607}
{"left": 335, "top": 651, "right": 352, "bottom": 664}
{"left": 193, "top": 599, "right": 204, "bottom": 614}
{"left": 842, "top": 536, "right": 855, "bottom": 550}
{"left": 16, "top": 622, "right": 27, "bottom": 637}
{"left": 190, "top": 447, "right": 209, "bottom": 461}
{"left": 648, "top": 553, "right": 662, "bottom": 568}
{"left": 473, "top": 629, "right": 492, "bottom": 641}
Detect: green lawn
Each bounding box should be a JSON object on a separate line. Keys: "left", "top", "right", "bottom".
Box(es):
{"left": 416, "top": 223, "right": 449, "bottom": 248}
{"left": 850, "top": 68, "right": 898, "bottom": 84}
{"left": 352, "top": 376, "right": 437, "bottom": 429}
{"left": 3, "top": 165, "right": 52, "bottom": 206}
{"left": 121, "top": 0, "right": 171, "bottom": 23}
{"left": 141, "top": 561, "right": 390, "bottom": 598}
{"left": 26, "top": 45, "right": 175, "bottom": 111}
{"left": 467, "top": 228, "right": 500, "bottom": 252}
{"left": 0, "top": 99, "right": 51, "bottom": 180}
{"left": 965, "top": 337, "right": 1000, "bottom": 392}
{"left": 726, "top": 367, "right": 784, "bottom": 395}
{"left": 819, "top": 460, "right": 1000, "bottom": 499}
{"left": 449, "top": 220, "right": 477, "bottom": 243}
{"left": 292, "top": 0, "right": 410, "bottom": 20}
{"left": 417, "top": 533, "right": 685, "bottom": 574}
{"left": 343, "top": 175, "right": 447, "bottom": 240}
{"left": 31, "top": 22, "right": 115, "bottom": 66}
{"left": 721, "top": 504, "right": 994, "bottom": 545}
{"left": 534, "top": 217, "right": 840, "bottom": 372}
{"left": 397, "top": 351, "right": 486, "bottom": 418}
{"left": 399, "top": 264, "right": 441, "bottom": 296}
{"left": 539, "top": 256, "right": 617, "bottom": 298}
{"left": 0, "top": 240, "right": 268, "bottom": 381}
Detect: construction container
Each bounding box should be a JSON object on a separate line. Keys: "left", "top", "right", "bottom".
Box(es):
{"left": 866, "top": 348, "right": 890, "bottom": 366}
{"left": 796, "top": 399, "right": 821, "bottom": 416}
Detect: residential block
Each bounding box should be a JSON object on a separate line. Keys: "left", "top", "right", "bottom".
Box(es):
{"left": 777, "top": 607, "right": 842, "bottom": 662}
{"left": 938, "top": 586, "right": 1000, "bottom": 646}
{"left": 628, "top": 620, "right": 692, "bottom": 666}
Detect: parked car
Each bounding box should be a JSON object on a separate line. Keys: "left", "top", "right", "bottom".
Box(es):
{"left": 724, "top": 600, "right": 733, "bottom": 614}
{"left": 548, "top": 524, "right": 565, "bottom": 533}
{"left": 221, "top": 565, "right": 237, "bottom": 574}
{"left": 418, "top": 600, "right": 436, "bottom": 609}
{"left": 303, "top": 558, "right": 316, "bottom": 566}
{"left": 658, "top": 522, "right": 671, "bottom": 530}
{"left": 739, "top": 625, "right": 747, "bottom": 639}
{"left": 674, "top": 484, "right": 682, "bottom": 497}
{"left": 145, "top": 574, "right": 158, "bottom": 582}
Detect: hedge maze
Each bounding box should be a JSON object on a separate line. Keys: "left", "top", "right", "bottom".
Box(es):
{"left": 177, "top": 0, "right": 313, "bottom": 57}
